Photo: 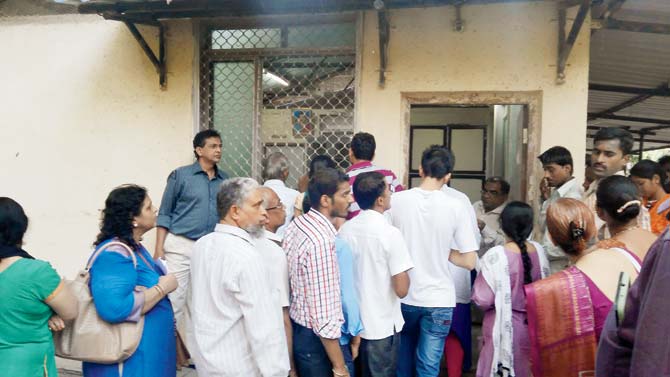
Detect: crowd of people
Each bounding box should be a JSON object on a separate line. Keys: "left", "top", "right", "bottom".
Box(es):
{"left": 1, "top": 127, "right": 670, "bottom": 377}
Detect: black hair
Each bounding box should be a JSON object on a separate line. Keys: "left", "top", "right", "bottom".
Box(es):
{"left": 500, "top": 201, "right": 534, "bottom": 285}
{"left": 350, "top": 132, "right": 376, "bottom": 161}
{"left": 421, "top": 145, "right": 454, "bottom": 179}
{"left": 0, "top": 197, "right": 29, "bottom": 248}
{"left": 307, "top": 168, "right": 349, "bottom": 211}
{"left": 94, "top": 184, "right": 148, "bottom": 251}
{"left": 192, "top": 129, "right": 222, "bottom": 159}
{"left": 593, "top": 127, "right": 634, "bottom": 155}
{"left": 308, "top": 155, "right": 337, "bottom": 178}
{"left": 596, "top": 175, "right": 641, "bottom": 224}
{"left": 485, "top": 176, "right": 511, "bottom": 195}
{"left": 353, "top": 171, "right": 386, "bottom": 210}
{"left": 658, "top": 155, "right": 670, "bottom": 167}
{"left": 630, "top": 159, "right": 670, "bottom": 193}
{"left": 538, "top": 146, "right": 574, "bottom": 174}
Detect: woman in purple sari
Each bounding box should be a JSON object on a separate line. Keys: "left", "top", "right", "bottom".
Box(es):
{"left": 525, "top": 191, "right": 645, "bottom": 377}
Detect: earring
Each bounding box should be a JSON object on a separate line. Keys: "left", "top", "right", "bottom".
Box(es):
{"left": 133, "top": 222, "right": 138, "bottom": 228}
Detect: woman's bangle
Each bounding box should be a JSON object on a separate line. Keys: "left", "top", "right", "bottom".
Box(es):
{"left": 154, "top": 284, "right": 166, "bottom": 296}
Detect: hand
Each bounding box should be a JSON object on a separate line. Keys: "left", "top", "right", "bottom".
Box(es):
{"left": 540, "top": 177, "right": 550, "bottom": 201}
{"left": 288, "top": 370, "right": 298, "bottom": 377}
{"left": 332, "top": 367, "right": 350, "bottom": 377}
{"left": 350, "top": 336, "right": 361, "bottom": 360}
{"left": 48, "top": 315, "right": 66, "bottom": 332}
{"left": 158, "top": 273, "right": 178, "bottom": 294}
{"left": 298, "top": 175, "right": 309, "bottom": 193}
{"left": 477, "top": 219, "right": 486, "bottom": 231}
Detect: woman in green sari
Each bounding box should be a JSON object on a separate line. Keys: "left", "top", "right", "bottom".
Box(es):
{"left": 0, "top": 197, "right": 77, "bottom": 377}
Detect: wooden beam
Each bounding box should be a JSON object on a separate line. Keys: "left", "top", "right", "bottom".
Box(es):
{"left": 556, "top": 0, "right": 590, "bottom": 83}
{"left": 589, "top": 83, "right": 670, "bottom": 97}
{"left": 124, "top": 21, "right": 167, "bottom": 89}
{"left": 599, "top": 18, "right": 670, "bottom": 35}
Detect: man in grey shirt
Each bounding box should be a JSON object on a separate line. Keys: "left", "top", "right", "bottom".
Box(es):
{"left": 154, "top": 129, "right": 228, "bottom": 357}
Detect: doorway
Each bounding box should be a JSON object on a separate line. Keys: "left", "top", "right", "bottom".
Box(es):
{"left": 408, "top": 104, "right": 528, "bottom": 203}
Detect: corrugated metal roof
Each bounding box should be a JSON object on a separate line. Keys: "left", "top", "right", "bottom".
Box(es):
{"left": 615, "top": 96, "right": 670, "bottom": 120}
{"left": 590, "top": 29, "right": 670, "bottom": 88}
{"left": 587, "top": 91, "right": 638, "bottom": 113}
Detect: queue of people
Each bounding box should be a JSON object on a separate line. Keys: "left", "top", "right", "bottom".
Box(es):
{"left": 2, "top": 127, "right": 670, "bottom": 377}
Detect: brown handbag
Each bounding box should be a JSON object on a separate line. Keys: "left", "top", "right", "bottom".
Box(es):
{"left": 53, "top": 241, "right": 145, "bottom": 364}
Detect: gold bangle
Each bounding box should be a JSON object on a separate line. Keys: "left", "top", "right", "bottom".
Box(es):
{"left": 154, "top": 284, "right": 165, "bottom": 296}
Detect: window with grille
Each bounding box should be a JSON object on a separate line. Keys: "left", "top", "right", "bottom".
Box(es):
{"left": 200, "top": 21, "right": 357, "bottom": 188}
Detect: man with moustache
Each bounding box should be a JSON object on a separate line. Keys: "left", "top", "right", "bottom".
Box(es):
{"left": 584, "top": 128, "right": 649, "bottom": 238}
{"left": 283, "top": 168, "right": 354, "bottom": 377}
{"left": 190, "top": 178, "right": 289, "bottom": 377}
{"left": 154, "top": 129, "right": 228, "bottom": 356}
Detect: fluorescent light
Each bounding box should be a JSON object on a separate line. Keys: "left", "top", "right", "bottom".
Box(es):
{"left": 263, "top": 69, "right": 290, "bottom": 87}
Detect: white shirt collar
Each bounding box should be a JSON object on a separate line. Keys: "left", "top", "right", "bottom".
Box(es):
{"left": 264, "top": 229, "right": 282, "bottom": 243}
{"left": 556, "top": 177, "right": 578, "bottom": 197}
{"left": 214, "top": 223, "right": 253, "bottom": 244}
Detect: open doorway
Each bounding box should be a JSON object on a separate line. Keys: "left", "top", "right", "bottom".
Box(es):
{"left": 408, "top": 104, "right": 528, "bottom": 203}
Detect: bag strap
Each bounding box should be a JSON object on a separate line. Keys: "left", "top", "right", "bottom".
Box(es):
{"left": 86, "top": 241, "right": 137, "bottom": 271}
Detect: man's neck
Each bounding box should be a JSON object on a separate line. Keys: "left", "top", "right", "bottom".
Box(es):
{"left": 198, "top": 159, "right": 216, "bottom": 176}
{"left": 350, "top": 157, "right": 370, "bottom": 166}
{"left": 317, "top": 208, "right": 334, "bottom": 224}
{"left": 372, "top": 205, "right": 385, "bottom": 214}
{"left": 265, "top": 225, "right": 279, "bottom": 234}
{"left": 419, "top": 177, "right": 445, "bottom": 191}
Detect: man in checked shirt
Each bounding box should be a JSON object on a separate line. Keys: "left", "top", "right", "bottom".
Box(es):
{"left": 283, "top": 168, "right": 354, "bottom": 377}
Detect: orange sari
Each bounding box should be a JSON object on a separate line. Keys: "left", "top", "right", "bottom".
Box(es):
{"left": 644, "top": 193, "right": 670, "bottom": 235}
{"left": 525, "top": 267, "right": 597, "bottom": 377}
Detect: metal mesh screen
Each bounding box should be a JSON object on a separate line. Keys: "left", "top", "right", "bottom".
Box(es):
{"left": 201, "top": 22, "right": 356, "bottom": 188}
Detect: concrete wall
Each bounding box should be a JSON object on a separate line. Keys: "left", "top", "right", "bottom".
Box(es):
{"left": 356, "top": 1, "right": 590, "bottom": 185}
{"left": 0, "top": 15, "right": 196, "bottom": 278}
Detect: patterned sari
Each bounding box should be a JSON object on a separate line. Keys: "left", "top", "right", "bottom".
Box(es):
{"left": 524, "top": 267, "right": 597, "bottom": 377}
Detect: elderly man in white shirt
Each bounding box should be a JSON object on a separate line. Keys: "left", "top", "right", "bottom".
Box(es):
{"left": 255, "top": 187, "right": 296, "bottom": 376}
{"left": 190, "top": 178, "right": 289, "bottom": 377}
{"left": 263, "top": 152, "right": 300, "bottom": 236}
{"left": 339, "top": 171, "right": 414, "bottom": 377}
{"left": 537, "top": 146, "right": 584, "bottom": 273}
{"left": 388, "top": 145, "right": 478, "bottom": 377}
{"left": 472, "top": 177, "right": 510, "bottom": 257}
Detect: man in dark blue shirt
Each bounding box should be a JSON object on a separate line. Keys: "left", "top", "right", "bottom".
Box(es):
{"left": 155, "top": 129, "right": 228, "bottom": 359}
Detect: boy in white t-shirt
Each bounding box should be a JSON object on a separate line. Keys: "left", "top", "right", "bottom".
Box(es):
{"left": 388, "top": 145, "right": 479, "bottom": 377}
{"left": 339, "top": 172, "right": 414, "bottom": 377}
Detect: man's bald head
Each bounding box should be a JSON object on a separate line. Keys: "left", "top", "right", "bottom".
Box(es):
{"left": 259, "top": 187, "right": 286, "bottom": 233}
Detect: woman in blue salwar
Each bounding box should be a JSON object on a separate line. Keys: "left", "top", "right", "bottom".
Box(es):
{"left": 83, "top": 184, "right": 178, "bottom": 377}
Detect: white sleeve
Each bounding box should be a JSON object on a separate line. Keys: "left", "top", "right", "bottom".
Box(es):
{"left": 453, "top": 202, "right": 480, "bottom": 253}
{"left": 388, "top": 228, "right": 414, "bottom": 276}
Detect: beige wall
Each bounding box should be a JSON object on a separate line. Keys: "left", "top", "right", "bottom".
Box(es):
{"left": 356, "top": 2, "right": 590, "bottom": 185}
{"left": 0, "top": 15, "right": 196, "bottom": 278}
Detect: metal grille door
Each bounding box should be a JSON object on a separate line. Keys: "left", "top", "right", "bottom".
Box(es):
{"left": 201, "top": 21, "right": 356, "bottom": 188}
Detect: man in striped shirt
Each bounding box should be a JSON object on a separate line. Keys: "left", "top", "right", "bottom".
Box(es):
{"left": 283, "top": 168, "right": 354, "bottom": 377}
{"left": 346, "top": 132, "right": 404, "bottom": 219}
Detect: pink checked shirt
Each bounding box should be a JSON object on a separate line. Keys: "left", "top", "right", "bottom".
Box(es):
{"left": 283, "top": 209, "right": 343, "bottom": 339}
{"left": 346, "top": 161, "right": 404, "bottom": 219}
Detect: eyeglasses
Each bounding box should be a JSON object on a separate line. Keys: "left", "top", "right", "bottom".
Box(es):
{"left": 266, "top": 202, "right": 285, "bottom": 211}
{"left": 481, "top": 189, "right": 501, "bottom": 196}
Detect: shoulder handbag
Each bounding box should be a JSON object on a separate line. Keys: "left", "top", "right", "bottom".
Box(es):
{"left": 53, "top": 241, "right": 145, "bottom": 364}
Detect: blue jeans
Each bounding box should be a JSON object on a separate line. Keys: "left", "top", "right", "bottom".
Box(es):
{"left": 397, "top": 304, "right": 454, "bottom": 377}
{"left": 292, "top": 321, "right": 355, "bottom": 377}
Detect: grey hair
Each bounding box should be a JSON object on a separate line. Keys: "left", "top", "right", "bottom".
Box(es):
{"left": 217, "top": 177, "right": 259, "bottom": 219}
{"left": 262, "top": 152, "right": 290, "bottom": 181}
